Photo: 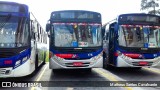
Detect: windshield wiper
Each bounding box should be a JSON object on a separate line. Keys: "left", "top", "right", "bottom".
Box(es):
{"left": 0, "top": 14, "right": 12, "bottom": 31}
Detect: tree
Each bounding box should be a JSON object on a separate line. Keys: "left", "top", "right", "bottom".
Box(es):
{"left": 141, "top": 0, "right": 160, "bottom": 15}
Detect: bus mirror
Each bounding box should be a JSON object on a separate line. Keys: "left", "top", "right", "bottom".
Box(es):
{"left": 46, "top": 24, "right": 50, "bottom": 32}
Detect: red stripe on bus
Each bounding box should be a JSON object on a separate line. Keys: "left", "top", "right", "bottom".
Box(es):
{"left": 124, "top": 53, "right": 141, "bottom": 58}
{"left": 114, "top": 52, "right": 141, "bottom": 59}
{"left": 55, "top": 54, "right": 74, "bottom": 58}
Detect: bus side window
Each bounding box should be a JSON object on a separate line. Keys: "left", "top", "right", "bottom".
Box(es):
{"left": 30, "top": 20, "right": 35, "bottom": 40}
{"left": 37, "top": 24, "right": 40, "bottom": 42}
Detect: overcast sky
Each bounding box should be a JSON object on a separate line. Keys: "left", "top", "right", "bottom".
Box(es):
{"left": 3, "top": 0, "right": 142, "bottom": 28}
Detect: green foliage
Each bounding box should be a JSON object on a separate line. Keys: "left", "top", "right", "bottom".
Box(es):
{"left": 45, "top": 51, "right": 49, "bottom": 62}
{"left": 141, "top": 0, "right": 160, "bottom": 15}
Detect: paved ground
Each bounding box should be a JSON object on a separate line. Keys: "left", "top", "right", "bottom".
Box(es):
{"left": 1, "top": 63, "right": 160, "bottom": 90}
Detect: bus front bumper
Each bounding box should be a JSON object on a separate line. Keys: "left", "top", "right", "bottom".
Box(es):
{"left": 49, "top": 54, "right": 103, "bottom": 69}
{"left": 0, "top": 59, "right": 34, "bottom": 78}
{"left": 116, "top": 55, "right": 160, "bottom": 67}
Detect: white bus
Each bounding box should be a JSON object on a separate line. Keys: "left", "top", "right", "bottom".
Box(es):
{"left": 0, "top": 1, "right": 48, "bottom": 77}
{"left": 46, "top": 10, "right": 103, "bottom": 72}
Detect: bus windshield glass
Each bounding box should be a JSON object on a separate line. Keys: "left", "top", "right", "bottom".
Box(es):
{"left": 118, "top": 25, "right": 160, "bottom": 48}
{"left": 52, "top": 23, "right": 102, "bottom": 47}
{"left": 0, "top": 16, "right": 29, "bottom": 48}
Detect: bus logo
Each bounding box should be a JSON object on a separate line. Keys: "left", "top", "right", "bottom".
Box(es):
{"left": 72, "top": 55, "right": 77, "bottom": 58}
{"left": 139, "top": 55, "right": 144, "bottom": 59}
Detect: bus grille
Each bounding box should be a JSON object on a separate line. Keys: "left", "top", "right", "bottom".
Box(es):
{"left": 0, "top": 68, "right": 11, "bottom": 75}
{"left": 0, "top": 68, "right": 6, "bottom": 75}
{"left": 0, "top": 52, "right": 16, "bottom": 58}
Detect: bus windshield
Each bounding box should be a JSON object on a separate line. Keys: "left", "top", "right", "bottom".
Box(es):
{"left": 0, "top": 16, "right": 29, "bottom": 48}
{"left": 52, "top": 23, "right": 102, "bottom": 47}
{"left": 118, "top": 25, "right": 160, "bottom": 48}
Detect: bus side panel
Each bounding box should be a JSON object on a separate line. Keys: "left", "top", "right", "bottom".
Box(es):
{"left": 13, "top": 59, "right": 34, "bottom": 77}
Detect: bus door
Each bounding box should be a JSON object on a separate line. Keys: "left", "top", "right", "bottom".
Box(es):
{"left": 30, "top": 19, "right": 37, "bottom": 67}
{"left": 108, "top": 23, "right": 115, "bottom": 64}
{"left": 102, "top": 27, "right": 107, "bottom": 50}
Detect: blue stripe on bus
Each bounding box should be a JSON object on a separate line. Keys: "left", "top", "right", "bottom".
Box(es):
{"left": 0, "top": 48, "right": 31, "bottom": 69}
{"left": 50, "top": 48, "right": 103, "bottom": 59}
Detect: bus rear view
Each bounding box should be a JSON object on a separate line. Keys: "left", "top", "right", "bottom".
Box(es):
{"left": 46, "top": 10, "right": 103, "bottom": 72}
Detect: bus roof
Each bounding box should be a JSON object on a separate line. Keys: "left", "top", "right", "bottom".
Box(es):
{"left": 118, "top": 13, "right": 160, "bottom": 17}
{"left": 0, "top": 1, "right": 25, "bottom": 5}
{"left": 50, "top": 10, "right": 101, "bottom": 23}
{"left": 51, "top": 10, "right": 101, "bottom": 15}
{"left": 117, "top": 13, "right": 160, "bottom": 25}
{"left": 0, "top": 1, "right": 28, "bottom": 13}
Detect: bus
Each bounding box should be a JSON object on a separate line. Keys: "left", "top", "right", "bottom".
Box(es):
{"left": 46, "top": 10, "right": 103, "bottom": 72}
{"left": 102, "top": 13, "right": 160, "bottom": 69}
{"left": 0, "top": 1, "right": 48, "bottom": 77}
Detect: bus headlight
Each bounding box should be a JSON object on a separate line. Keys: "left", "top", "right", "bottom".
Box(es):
{"left": 91, "top": 52, "right": 103, "bottom": 65}
{"left": 120, "top": 54, "right": 131, "bottom": 60}
{"left": 94, "top": 52, "right": 103, "bottom": 60}
{"left": 57, "top": 56, "right": 64, "bottom": 61}
{"left": 52, "top": 55, "right": 64, "bottom": 64}
{"left": 117, "top": 51, "right": 131, "bottom": 60}
{"left": 22, "top": 56, "right": 28, "bottom": 62}
{"left": 15, "top": 60, "right": 21, "bottom": 66}
{"left": 117, "top": 50, "right": 122, "bottom": 55}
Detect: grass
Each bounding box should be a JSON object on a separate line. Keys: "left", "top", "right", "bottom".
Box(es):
{"left": 45, "top": 51, "right": 49, "bottom": 62}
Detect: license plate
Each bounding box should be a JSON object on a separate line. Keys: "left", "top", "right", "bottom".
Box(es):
{"left": 138, "top": 61, "right": 148, "bottom": 66}
{"left": 73, "top": 62, "right": 83, "bottom": 66}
